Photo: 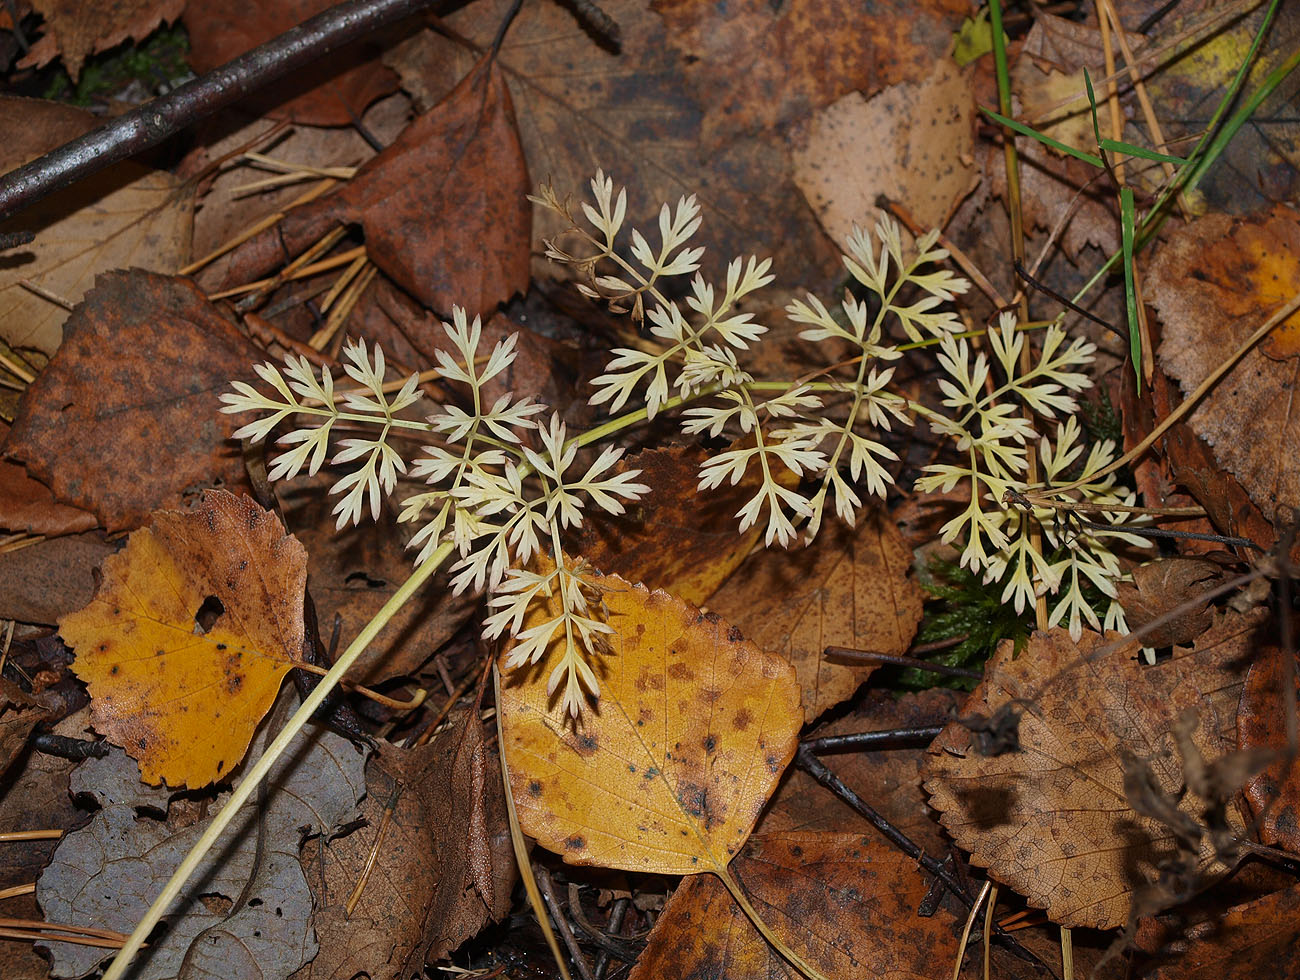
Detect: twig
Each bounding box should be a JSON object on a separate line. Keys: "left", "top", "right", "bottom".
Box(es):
{"left": 801, "top": 725, "right": 946, "bottom": 755}
{"left": 0, "top": 0, "right": 440, "bottom": 223}
{"left": 593, "top": 896, "right": 630, "bottom": 979}
{"left": 535, "top": 865, "right": 597, "bottom": 980}
{"left": 29, "top": 733, "right": 111, "bottom": 760}
{"left": 824, "top": 646, "right": 983, "bottom": 681}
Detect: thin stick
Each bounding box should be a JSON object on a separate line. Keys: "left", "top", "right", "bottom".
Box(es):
{"left": 206, "top": 244, "right": 365, "bottom": 300}
{"left": 0, "top": 0, "right": 442, "bottom": 223}
{"left": 17, "top": 278, "right": 75, "bottom": 311}
{"left": 183, "top": 178, "right": 337, "bottom": 276}
{"left": 0, "top": 348, "right": 35, "bottom": 384}
{"left": 536, "top": 865, "right": 597, "bottom": 980}
{"left": 290, "top": 660, "right": 426, "bottom": 710}
{"left": 0, "top": 916, "right": 131, "bottom": 941}
{"left": 310, "top": 262, "right": 376, "bottom": 350}
{"left": 1027, "top": 289, "right": 1300, "bottom": 502}
{"left": 0, "top": 829, "right": 64, "bottom": 842}
{"left": 823, "top": 646, "right": 982, "bottom": 680}
{"left": 100, "top": 545, "right": 452, "bottom": 980}
{"left": 983, "top": 884, "right": 997, "bottom": 980}
{"left": 0, "top": 882, "right": 35, "bottom": 901}
{"left": 801, "top": 725, "right": 945, "bottom": 754}
{"left": 0, "top": 927, "right": 126, "bottom": 949}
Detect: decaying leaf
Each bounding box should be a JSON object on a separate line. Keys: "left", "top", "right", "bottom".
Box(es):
{"left": 182, "top": 0, "right": 399, "bottom": 126}
{"left": 37, "top": 724, "right": 366, "bottom": 980}
{"left": 0, "top": 678, "right": 56, "bottom": 778}
{"left": 385, "top": 0, "right": 842, "bottom": 289}
{"left": 281, "top": 474, "right": 477, "bottom": 685}
{"left": 794, "top": 59, "right": 976, "bottom": 243}
{"left": 1147, "top": 881, "right": 1300, "bottom": 979}
{"left": 0, "top": 460, "right": 95, "bottom": 535}
{"left": 1237, "top": 644, "right": 1300, "bottom": 854}
{"left": 653, "top": 0, "right": 967, "bottom": 145}
{"left": 5, "top": 270, "right": 260, "bottom": 530}
{"left": 0, "top": 531, "right": 117, "bottom": 626}
{"left": 925, "top": 613, "right": 1262, "bottom": 929}
{"left": 1116, "top": 557, "right": 1228, "bottom": 649}
{"left": 0, "top": 98, "right": 193, "bottom": 359}
{"left": 59, "top": 491, "right": 307, "bottom": 787}
{"left": 295, "top": 709, "right": 514, "bottom": 979}
{"left": 569, "top": 444, "right": 776, "bottom": 606}
{"left": 710, "top": 509, "right": 924, "bottom": 723}
{"left": 630, "top": 831, "right": 963, "bottom": 980}
{"left": 19, "top": 0, "right": 184, "bottom": 81}
{"left": 499, "top": 576, "right": 802, "bottom": 875}
{"left": 220, "top": 55, "right": 530, "bottom": 318}
{"left": 1151, "top": 206, "right": 1300, "bottom": 524}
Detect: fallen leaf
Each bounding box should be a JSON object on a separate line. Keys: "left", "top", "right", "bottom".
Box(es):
{"left": 568, "top": 444, "right": 775, "bottom": 606}
{"left": 709, "top": 509, "right": 924, "bottom": 723}
{"left": 1237, "top": 644, "right": 1300, "bottom": 854}
{"left": 221, "top": 55, "right": 530, "bottom": 319}
{"left": 1116, "top": 557, "right": 1228, "bottom": 649}
{"left": 924, "top": 613, "right": 1262, "bottom": 929}
{"left": 295, "top": 709, "right": 514, "bottom": 979}
{"left": 0, "top": 97, "right": 193, "bottom": 359}
{"left": 5, "top": 270, "right": 260, "bottom": 530}
{"left": 58, "top": 491, "right": 307, "bottom": 787}
{"left": 385, "top": 0, "right": 843, "bottom": 290}
{"left": 37, "top": 722, "right": 366, "bottom": 980}
{"left": 0, "top": 459, "right": 95, "bottom": 535}
{"left": 1151, "top": 206, "right": 1300, "bottom": 524}
{"left": 794, "top": 59, "right": 977, "bottom": 242}
{"left": 182, "top": 0, "right": 399, "bottom": 126}
{"left": 653, "top": 0, "right": 967, "bottom": 145}
{"left": 0, "top": 678, "right": 56, "bottom": 777}
{"left": 499, "top": 576, "right": 802, "bottom": 875}
{"left": 1147, "top": 881, "right": 1300, "bottom": 979}
{"left": 18, "top": 0, "right": 184, "bottom": 80}
{"left": 630, "top": 831, "right": 964, "bottom": 980}
{"left": 281, "top": 473, "right": 477, "bottom": 685}
{"left": 0, "top": 531, "right": 117, "bottom": 625}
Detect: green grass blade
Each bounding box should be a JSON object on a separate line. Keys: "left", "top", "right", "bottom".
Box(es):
{"left": 979, "top": 106, "right": 1105, "bottom": 168}
{"left": 1099, "top": 139, "right": 1188, "bottom": 166}
{"left": 1120, "top": 186, "right": 1140, "bottom": 390}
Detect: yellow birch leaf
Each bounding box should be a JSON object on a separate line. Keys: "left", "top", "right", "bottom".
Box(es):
{"left": 499, "top": 576, "right": 802, "bottom": 875}
{"left": 58, "top": 491, "right": 307, "bottom": 788}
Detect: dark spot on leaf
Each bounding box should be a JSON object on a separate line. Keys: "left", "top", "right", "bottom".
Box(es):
{"left": 726, "top": 625, "right": 743, "bottom": 642}
{"left": 565, "top": 835, "right": 585, "bottom": 851}
{"left": 194, "top": 595, "right": 224, "bottom": 633}
{"left": 704, "top": 735, "right": 716, "bottom": 753}
{"left": 528, "top": 780, "right": 543, "bottom": 797}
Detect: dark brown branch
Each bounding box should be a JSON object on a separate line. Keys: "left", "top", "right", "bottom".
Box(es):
{"left": 0, "top": 0, "right": 436, "bottom": 223}
{"left": 801, "top": 725, "right": 945, "bottom": 755}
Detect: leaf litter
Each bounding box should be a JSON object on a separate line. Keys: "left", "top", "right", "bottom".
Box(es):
{"left": 2, "top": 1, "right": 1300, "bottom": 978}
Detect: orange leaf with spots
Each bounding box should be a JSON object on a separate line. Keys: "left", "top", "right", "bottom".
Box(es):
{"left": 58, "top": 491, "right": 307, "bottom": 788}
{"left": 499, "top": 576, "right": 801, "bottom": 876}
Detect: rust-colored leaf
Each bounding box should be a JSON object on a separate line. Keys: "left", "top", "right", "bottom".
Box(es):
{"left": 182, "top": 0, "right": 398, "bottom": 126}
{"left": 0, "top": 460, "right": 95, "bottom": 536}
{"left": 0, "top": 531, "right": 117, "bottom": 626}
{"left": 1151, "top": 206, "right": 1300, "bottom": 524}
{"left": 0, "top": 678, "right": 56, "bottom": 779}
{"left": 58, "top": 491, "right": 307, "bottom": 787}
{"left": 6, "top": 270, "right": 259, "bottom": 531}
{"left": 1237, "top": 644, "right": 1300, "bottom": 854}
{"left": 653, "top": 0, "right": 966, "bottom": 145}
{"left": 709, "top": 509, "right": 923, "bottom": 723}
{"left": 296, "top": 710, "right": 514, "bottom": 979}
{"left": 19, "top": 0, "right": 184, "bottom": 80}
{"left": 924, "top": 614, "right": 1261, "bottom": 929}
{"left": 221, "top": 56, "right": 530, "bottom": 319}
{"left": 794, "top": 58, "right": 976, "bottom": 244}
{"left": 0, "top": 98, "right": 193, "bottom": 359}
{"left": 1115, "top": 557, "right": 1228, "bottom": 650}
{"left": 1147, "top": 882, "right": 1300, "bottom": 979}
{"left": 499, "top": 576, "right": 802, "bottom": 875}
{"left": 630, "top": 831, "right": 963, "bottom": 980}
{"left": 569, "top": 444, "right": 774, "bottom": 606}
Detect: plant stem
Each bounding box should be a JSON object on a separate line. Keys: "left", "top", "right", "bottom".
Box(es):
{"left": 100, "top": 542, "right": 453, "bottom": 980}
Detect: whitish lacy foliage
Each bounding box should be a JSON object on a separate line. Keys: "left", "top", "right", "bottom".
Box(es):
{"left": 222, "top": 173, "right": 1149, "bottom": 714}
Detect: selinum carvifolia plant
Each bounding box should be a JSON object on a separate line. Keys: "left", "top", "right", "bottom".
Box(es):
{"left": 221, "top": 171, "right": 1150, "bottom": 718}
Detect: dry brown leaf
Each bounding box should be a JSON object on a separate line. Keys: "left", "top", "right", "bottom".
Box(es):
{"left": 653, "top": 0, "right": 967, "bottom": 145}
{"left": 1151, "top": 206, "right": 1300, "bottom": 524}
{"left": 385, "top": 0, "right": 842, "bottom": 290}
{"left": 19, "top": 0, "right": 183, "bottom": 80}
{"left": 295, "top": 710, "right": 514, "bottom": 979}
{"left": 1147, "top": 881, "right": 1300, "bottom": 979}
{"left": 709, "top": 509, "right": 923, "bottom": 724}
{"left": 0, "top": 531, "right": 117, "bottom": 625}
{"left": 182, "top": 0, "right": 399, "bottom": 126}
{"left": 58, "top": 491, "right": 306, "bottom": 787}
{"left": 500, "top": 575, "right": 802, "bottom": 875}
{"left": 794, "top": 59, "right": 976, "bottom": 242}
{"left": 630, "top": 830, "right": 964, "bottom": 980}
{"left": 1237, "top": 644, "right": 1300, "bottom": 854}
{"left": 0, "top": 678, "right": 56, "bottom": 778}
{"left": 925, "top": 614, "right": 1262, "bottom": 929}
{"left": 5, "top": 270, "right": 261, "bottom": 530}
{"left": 221, "top": 56, "right": 530, "bottom": 319}
{"left": 1116, "top": 557, "right": 1228, "bottom": 649}
{"left": 569, "top": 444, "right": 775, "bottom": 606}
{"left": 280, "top": 474, "right": 477, "bottom": 685}
{"left": 0, "top": 460, "right": 95, "bottom": 535}
{"left": 0, "top": 97, "right": 193, "bottom": 359}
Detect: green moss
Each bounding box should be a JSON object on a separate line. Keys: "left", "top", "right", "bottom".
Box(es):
{"left": 41, "top": 23, "right": 189, "bottom": 106}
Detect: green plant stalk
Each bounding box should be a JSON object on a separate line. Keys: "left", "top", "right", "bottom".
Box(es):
{"left": 1120, "top": 186, "right": 1140, "bottom": 388}
{"left": 100, "top": 541, "right": 454, "bottom": 980}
